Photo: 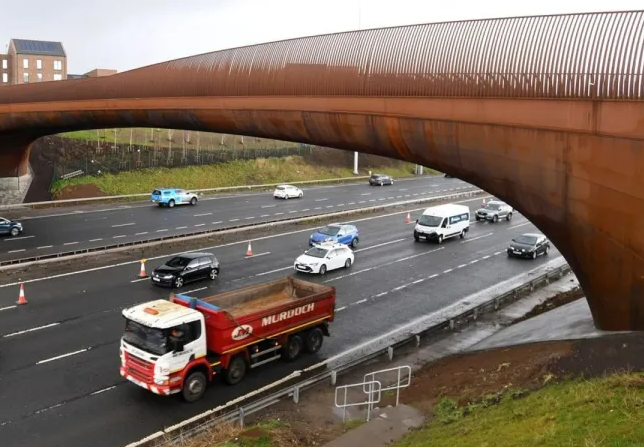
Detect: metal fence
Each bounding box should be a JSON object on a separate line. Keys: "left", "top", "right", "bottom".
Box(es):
{"left": 125, "top": 260, "right": 573, "bottom": 447}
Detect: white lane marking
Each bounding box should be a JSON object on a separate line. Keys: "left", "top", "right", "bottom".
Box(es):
{"left": 91, "top": 386, "right": 116, "bottom": 396}
{"left": 0, "top": 196, "right": 490, "bottom": 289}
{"left": 4, "top": 235, "right": 34, "bottom": 241}
{"left": 84, "top": 217, "right": 107, "bottom": 222}
{"left": 431, "top": 184, "right": 438, "bottom": 187}
{"left": 63, "top": 242, "right": 79, "bottom": 246}
{"left": 245, "top": 252, "right": 271, "bottom": 259}
{"left": 429, "top": 273, "right": 439, "bottom": 279}
{"left": 336, "top": 306, "right": 347, "bottom": 312}
{"left": 182, "top": 287, "right": 208, "bottom": 294}
{"left": 89, "top": 238, "right": 103, "bottom": 242}
{"left": 175, "top": 226, "right": 188, "bottom": 230}
{"left": 245, "top": 217, "right": 255, "bottom": 220}
{"left": 461, "top": 232, "right": 494, "bottom": 244}
{"left": 494, "top": 251, "right": 503, "bottom": 255}
{"left": 398, "top": 189, "right": 408, "bottom": 191}
{"left": 195, "top": 223, "right": 205, "bottom": 227}
{"left": 8, "top": 249, "right": 25, "bottom": 253}
{"left": 378, "top": 198, "right": 386, "bottom": 201}
{"left": 135, "top": 232, "right": 148, "bottom": 236}
{"left": 212, "top": 221, "right": 222, "bottom": 225}
{"left": 194, "top": 213, "right": 212, "bottom": 217}
{"left": 326, "top": 205, "right": 334, "bottom": 208}
{"left": 355, "top": 298, "right": 367, "bottom": 304}
{"left": 113, "top": 235, "right": 126, "bottom": 239}
{"left": 289, "top": 211, "right": 298, "bottom": 213}
{"left": 0, "top": 305, "right": 16, "bottom": 312}
{"left": 470, "top": 259, "right": 479, "bottom": 264}
{"left": 443, "top": 268, "right": 453, "bottom": 273}
{"left": 348, "top": 202, "right": 355, "bottom": 205}
{"left": 261, "top": 205, "right": 276, "bottom": 208}
{"left": 275, "top": 212, "right": 285, "bottom": 215}
{"left": 482, "top": 255, "right": 491, "bottom": 260}
{"left": 111, "top": 223, "right": 135, "bottom": 228}
{"left": 260, "top": 214, "right": 270, "bottom": 218}
{"left": 37, "top": 348, "right": 88, "bottom": 365}
{"left": 337, "top": 203, "right": 345, "bottom": 206}
{"left": 302, "top": 209, "right": 310, "bottom": 212}
{"left": 361, "top": 193, "right": 371, "bottom": 196}
{"left": 157, "top": 229, "right": 169, "bottom": 232}
{"left": 256, "top": 266, "right": 292, "bottom": 276}
{"left": 37, "top": 245, "right": 53, "bottom": 249}
{"left": 130, "top": 278, "right": 149, "bottom": 283}
{"left": 508, "top": 222, "right": 531, "bottom": 229}
{"left": 457, "top": 264, "right": 467, "bottom": 269}
{"left": 354, "top": 238, "right": 406, "bottom": 252}
{"left": 229, "top": 219, "right": 240, "bottom": 222}
{"left": 4, "top": 322, "right": 60, "bottom": 338}
{"left": 314, "top": 198, "right": 328, "bottom": 202}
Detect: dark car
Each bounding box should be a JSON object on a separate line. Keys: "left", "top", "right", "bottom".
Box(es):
{"left": 151, "top": 252, "right": 219, "bottom": 288}
{"left": 369, "top": 173, "right": 394, "bottom": 186}
{"left": 0, "top": 217, "right": 23, "bottom": 237}
{"left": 507, "top": 233, "right": 550, "bottom": 259}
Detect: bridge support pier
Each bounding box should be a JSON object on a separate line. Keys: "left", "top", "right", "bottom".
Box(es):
{"left": 0, "top": 136, "right": 34, "bottom": 205}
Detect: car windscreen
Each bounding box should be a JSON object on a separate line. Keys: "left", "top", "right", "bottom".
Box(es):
{"left": 317, "top": 226, "right": 341, "bottom": 236}
{"left": 276, "top": 186, "right": 285, "bottom": 190}
{"left": 485, "top": 203, "right": 502, "bottom": 210}
{"left": 123, "top": 319, "right": 169, "bottom": 356}
{"left": 305, "top": 247, "right": 328, "bottom": 258}
{"left": 418, "top": 215, "right": 443, "bottom": 227}
{"left": 165, "top": 256, "right": 192, "bottom": 268}
{"left": 513, "top": 235, "right": 538, "bottom": 245}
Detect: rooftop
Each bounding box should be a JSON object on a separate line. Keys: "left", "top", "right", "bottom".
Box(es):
{"left": 11, "top": 39, "right": 66, "bottom": 57}
{"left": 122, "top": 299, "right": 198, "bottom": 329}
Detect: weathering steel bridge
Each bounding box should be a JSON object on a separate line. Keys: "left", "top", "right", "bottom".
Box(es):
{"left": 0, "top": 10, "right": 643, "bottom": 331}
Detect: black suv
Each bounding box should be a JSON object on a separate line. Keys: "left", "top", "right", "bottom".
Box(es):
{"left": 151, "top": 252, "right": 219, "bottom": 288}
{"left": 369, "top": 173, "right": 394, "bottom": 186}
{"left": 0, "top": 217, "right": 23, "bottom": 237}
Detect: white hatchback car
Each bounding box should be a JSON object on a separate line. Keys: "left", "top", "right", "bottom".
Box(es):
{"left": 294, "top": 242, "right": 354, "bottom": 275}
{"left": 273, "top": 184, "right": 303, "bottom": 199}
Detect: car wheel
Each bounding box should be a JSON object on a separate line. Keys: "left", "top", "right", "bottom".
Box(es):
{"left": 545, "top": 245, "right": 550, "bottom": 255}
{"left": 190, "top": 197, "right": 197, "bottom": 205}
{"left": 10, "top": 228, "right": 19, "bottom": 237}
{"left": 209, "top": 268, "right": 219, "bottom": 280}
{"left": 437, "top": 235, "right": 443, "bottom": 244}
{"left": 390, "top": 180, "right": 394, "bottom": 185}
{"left": 493, "top": 215, "right": 499, "bottom": 223}
{"left": 475, "top": 216, "right": 481, "bottom": 221}
{"left": 168, "top": 200, "right": 175, "bottom": 208}
{"left": 319, "top": 264, "right": 327, "bottom": 275}
{"left": 507, "top": 252, "right": 513, "bottom": 258}
{"left": 299, "top": 192, "right": 303, "bottom": 198}
{"left": 158, "top": 203, "right": 164, "bottom": 207}
{"left": 379, "top": 181, "right": 383, "bottom": 186}
{"left": 174, "top": 276, "right": 184, "bottom": 288}
{"left": 531, "top": 251, "right": 537, "bottom": 260}
{"left": 304, "top": 328, "right": 324, "bottom": 354}
{"left": 460, "top": 229, "right": 465, "bottom": 239}
{"left": 182, "top": 371, "right": 207, "bottom": 402}
{"left": 414, "top": 232, "right": 420, "bottom": 242}
{"left": 351, "top": 237, "right": 359, "bottom": 248}
{"left": 344, "top": 258, "right": 352, "bottom": 268}
{"left": 285, "top": 194, "right": 289, "bottom": 200}
{"left": 506, "top": 213, "right": 513, "bottom": 221}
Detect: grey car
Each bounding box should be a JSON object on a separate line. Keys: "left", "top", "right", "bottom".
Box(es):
{"left": 475, "top": 200, "right": 513, "bottom": 223}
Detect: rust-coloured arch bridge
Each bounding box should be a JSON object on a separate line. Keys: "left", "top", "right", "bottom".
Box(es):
{"left": 1, "top": 11, "right": 643, "bottom": 330}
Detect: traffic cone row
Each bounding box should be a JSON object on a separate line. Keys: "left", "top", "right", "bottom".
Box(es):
{"left": 246, "top": 241, "right": 253, "bottom": 257}
{"left": 16, "top": 283, "right": 27, "bottom": 305}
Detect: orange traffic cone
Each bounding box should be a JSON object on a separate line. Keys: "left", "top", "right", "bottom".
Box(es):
{"left": 405, "top": 212, "right": 411, "bottom": 224}
{"left": 16, "top": 283, "right": 28, "bottom": 305}
{"left": 138, "top": 259, "right": 148, "bottom": 278}
{"left": 482, "top": 198, "right": 487, "bottom": 207}
{"left": 246, "top": 242, "right": 253, "bottom": 257}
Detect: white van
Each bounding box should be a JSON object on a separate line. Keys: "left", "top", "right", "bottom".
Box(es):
{"left": 413, "top": 203, "right": 470, "bottom": 244}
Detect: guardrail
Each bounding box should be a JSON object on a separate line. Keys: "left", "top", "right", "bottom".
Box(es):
{"left": 125, "top": 259, "right": 573, "bottom": 447}
{"left": 0, "top": 188, "right": 485, "bottom": 270}
{"left": 0, "top": 176, "right": 376, "bottom": 210}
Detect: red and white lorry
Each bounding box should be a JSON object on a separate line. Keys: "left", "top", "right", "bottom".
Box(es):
{"left": 119, "top": 277, "right": 336, "bottom": 402}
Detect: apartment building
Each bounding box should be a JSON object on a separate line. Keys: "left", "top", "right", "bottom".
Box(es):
{"left": 1, "top": 38, "right": 67, "bottom": 85}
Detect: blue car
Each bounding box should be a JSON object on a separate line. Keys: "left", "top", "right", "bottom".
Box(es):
{"left": 309, "top": 223, "right": 359, "bottom": 248}
{"left": 151, "top": 188, "right": 199, "bottom": 208}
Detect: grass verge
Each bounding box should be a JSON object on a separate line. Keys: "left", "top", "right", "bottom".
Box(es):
{"left": 50, "top": 156, "right": 419, "bottom": 198}
{"left": 393, "top": 373, "right": 644, "bottom": 447}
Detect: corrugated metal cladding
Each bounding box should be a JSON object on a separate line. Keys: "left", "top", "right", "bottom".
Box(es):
{"left": 0, "top": 10, "right": 643, "bottom": 103}
{"left": 11, "top": 39, "right": 66, "bottom": 57}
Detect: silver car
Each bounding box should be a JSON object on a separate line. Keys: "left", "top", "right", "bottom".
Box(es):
{"left": 475, "top": 200, "right": 514, "bottom": 222}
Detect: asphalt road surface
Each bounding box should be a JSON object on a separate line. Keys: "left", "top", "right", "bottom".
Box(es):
{"left": 0, "top": 176, "right": 478, "bottom": 263}
{"left": 0, "top": 196, "right": 561, "bottom": 447}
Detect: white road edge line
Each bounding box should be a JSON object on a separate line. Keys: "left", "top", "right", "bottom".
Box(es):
{"left": 90, "top": 386, "right": 117, "bottom": 396}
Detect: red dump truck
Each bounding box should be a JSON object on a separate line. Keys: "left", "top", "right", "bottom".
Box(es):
{"left": 119, "top": 277, "right": 336, "bottom": 402}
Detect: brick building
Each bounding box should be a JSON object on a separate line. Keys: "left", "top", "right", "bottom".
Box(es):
{"left": 1, "top": 38, "right": 116, "bottom": 86}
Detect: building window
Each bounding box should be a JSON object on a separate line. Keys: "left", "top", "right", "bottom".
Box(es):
{"left": 23, "top": 72, "right": 29, "bottom": 83}
{"left": 23, "top": 58, "right": 29, "bottom": 69}
{"left": 1, "top": 59, "right": 6, "bottom": 70}
{"left": 37, "top": 73, "right": 43, "bottom": 82}
{"left": 37, "top": 59, "right": 42, "bottom": 70}
{"left": 54, "top": 73, "right": 62, "bottom": 81}
{"left": 54, "top": 60, "right": 62, "bottom": 71}
{"left": 2, "top": 73, "right": 7, "bottom": 83}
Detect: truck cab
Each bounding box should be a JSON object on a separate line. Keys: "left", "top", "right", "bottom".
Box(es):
{"left": 120, "top": 299, "right": 211, "bottom": 401}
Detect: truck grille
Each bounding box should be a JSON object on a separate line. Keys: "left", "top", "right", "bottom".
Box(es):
{"left": 125, "top": 352, "right": 154, "bottom": 382}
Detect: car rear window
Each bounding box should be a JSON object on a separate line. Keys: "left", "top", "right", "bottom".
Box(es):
{"left": 152, "top": 190, "right": 161, "bottom": 195}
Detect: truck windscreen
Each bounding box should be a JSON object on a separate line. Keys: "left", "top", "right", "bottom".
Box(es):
{"left": 123, "top": 319, "right": 170, "bottom": 356}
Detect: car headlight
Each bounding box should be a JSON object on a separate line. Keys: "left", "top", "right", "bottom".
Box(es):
{"left": 309, "top": 263, "right": 319, "bottom": 267}
{"left": 163, "top": 274, "right": 173, "bottom": 279}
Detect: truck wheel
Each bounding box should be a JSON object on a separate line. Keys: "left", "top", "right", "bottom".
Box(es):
{"left": 182, "top": 371, "right": 207, "bottom": 402}
{"left": 168, "top": 200, "right": 175, "bottom": 208}
{"left": 506, "top": 213, "right": 513, "bottom": 221}
{"left": 305, "top": 328, "right": 324, "bottom": 354}
{"left": 282, "top": 335, "right": 303, "bottom": 362}
{"left": 190, "top": 197, "right": 197, "bottom": 205}
{"left": 224, "top": 356, "right": 247, "bottom": 385}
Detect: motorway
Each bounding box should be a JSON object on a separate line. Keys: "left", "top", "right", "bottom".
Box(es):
{"left": 0, "top": 196, "right": 562, "bottom": 447}
{"left": 0, "top": 176, "right": 478, "bottom": 263}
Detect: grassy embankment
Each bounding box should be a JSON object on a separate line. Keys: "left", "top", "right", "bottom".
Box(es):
{"left": 185, "top": 373, "right": 644, "bottom": 447}
{"left": 50, "top": 156, "right": 420, "bottom": 198}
